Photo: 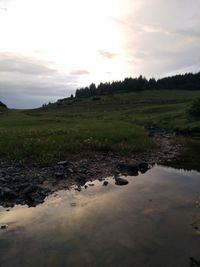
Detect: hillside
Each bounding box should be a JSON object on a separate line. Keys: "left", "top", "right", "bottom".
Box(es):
{"left": 75, "top": 72, "right": 200, "bottom": 98}
{"left": 34, "top": 90, "right": 200, "bottom": 133}
{"left": 0, "top": 89, "right": 200, "bottom": 169}
{"left": 0, "top": 101, "right": 7, "bottom": 111}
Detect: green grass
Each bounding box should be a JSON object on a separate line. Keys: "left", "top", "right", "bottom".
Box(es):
{"left": 30, "top": 89, "right": 200, "bottom": 131}
{"left": 0, "top": 110, "right": 154, "bottom": 164}
{"left": 1, "top": 89, "right": 200, "bottom": 164}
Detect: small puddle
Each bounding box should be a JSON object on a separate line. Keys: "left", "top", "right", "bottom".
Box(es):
{"left": 0, "top": 165, "right": 200, "bottom": 267}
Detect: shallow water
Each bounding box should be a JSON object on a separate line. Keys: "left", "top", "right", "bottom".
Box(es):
{"left": 0, "top": 165, "right": 200, "bottom": 267}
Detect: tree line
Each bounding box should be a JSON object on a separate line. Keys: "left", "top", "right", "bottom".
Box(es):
{"left": 75, "top": 72, "right": 200, "bottom": 98}
{"left": 0, "top": 101, "right": 7, "bottom": 109}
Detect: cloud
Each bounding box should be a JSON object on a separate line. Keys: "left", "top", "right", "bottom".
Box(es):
{"left": 140, "top": 25, "right": 170, "bottom": 35}
{"left": 0, "top": 53, "right": 78, "bottom": 108}
{"left": 0, "top": 52, "right": 56, "bottom": 75}
{"left": 70, "top": 70, "right": 90, "bottom": 75}
{"left": 98, "top": 50, "right": 116, "bottom": 59}
{"left": 117, "top": 0, "right": 200, "bottom": 77}
{"left": 0, "top": 80, "right": 77, "bottom": 109}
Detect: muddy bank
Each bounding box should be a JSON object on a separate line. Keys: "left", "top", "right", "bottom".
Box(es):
{"left": 0, "top": 128, "right": 182, "bottom": 208}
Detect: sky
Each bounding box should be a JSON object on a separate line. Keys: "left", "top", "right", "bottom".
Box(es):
{"left": 0, "top": 0, "right": 200, "bottom": 108}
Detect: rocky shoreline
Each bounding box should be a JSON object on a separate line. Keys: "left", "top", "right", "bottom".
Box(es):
{"left": 0, "top": 127, "right": 182, "bottom": 208}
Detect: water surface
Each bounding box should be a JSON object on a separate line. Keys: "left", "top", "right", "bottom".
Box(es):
{"left": 0, "top": 165, "right": 200, "bottom": 267}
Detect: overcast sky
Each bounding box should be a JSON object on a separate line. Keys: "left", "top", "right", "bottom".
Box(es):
{"left": 0, "top": 0, "right": 200, "bottom": 108}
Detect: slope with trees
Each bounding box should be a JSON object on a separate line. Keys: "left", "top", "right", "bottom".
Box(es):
{"left": 75, "top": 72, "right": 200, "bottom": 98}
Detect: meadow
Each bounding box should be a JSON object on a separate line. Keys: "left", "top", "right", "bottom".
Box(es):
{"left": 0, "top": 90, "right": 200, "bottom": 164}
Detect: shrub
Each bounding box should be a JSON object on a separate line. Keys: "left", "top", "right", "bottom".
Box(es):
{"left": 188, "top": 98, "right": 200, "bottom": 119}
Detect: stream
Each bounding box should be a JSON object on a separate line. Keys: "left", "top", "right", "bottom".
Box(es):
{"left": 0, "top": 165, "right": 200, "bottom": 267}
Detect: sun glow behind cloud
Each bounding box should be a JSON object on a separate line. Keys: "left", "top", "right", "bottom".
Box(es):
{"left": 0, "top": 0, "right": 130, "bottom": 85}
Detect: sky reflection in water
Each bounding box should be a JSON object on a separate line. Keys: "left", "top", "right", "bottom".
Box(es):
{"left": 0, "top": 165, "right": 200, "bottom": 267}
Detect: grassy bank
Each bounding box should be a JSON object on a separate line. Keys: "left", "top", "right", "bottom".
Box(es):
{"left": 0, "top": 110, "right": 155, "bottom": 164}
{"left": 32, "top": 90, "right": 200, "bottom": 131}
{"left": 0, "top": 90, "right": 200, "bottom": 164}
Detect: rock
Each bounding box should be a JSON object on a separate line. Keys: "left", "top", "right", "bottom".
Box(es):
{"left": 88, "top": 183, "right": 94, "bottom": 186}
{"left": 75, "top": 186, "right": 81, "bottom": 192}
{"left": 0, "top": 187, "right": 17, "bottom": 199}
{"left": 138, "top": 162, "right": 149, "bottom": 173}
{"left": 0, "top": 187, "right": 12, "bottom": 194}
{"left": 0, "top": 171, "right": 6, "bottom": 177}
{"left": 76, "top": 174, "right": 86, "bottom": 183}
{"left": 55, "top": 172, "right": 64, "bottom": 179}
{"left": 7, "top": 167, "right": 16, "bottom": 173}
{"left": 0, "top": 177, "right": 7, "bottom": 183}
{"left": 68, "top": 168, "right": 74, "bottom": 173}
{"left": 57, "top": 161, "right": 69, "bottom": 166}
{"left": 115, "top": 176, "right": 129, "bottom": 186}
{"left": 190, "top": 257, "right": 200, "bottom": 266}
{"left": 27, "top": 192, "right": 45, "bottom": 207}
{"left": 117, "top": 161, "right": 150, "bottom": 175}
{"left": 103, "top": 181, "right": 108, "bottom": 186}
{"left": 0, "top": 224, "right": 8, "bottom": 229}
{"left": 22, "top": 185, "right": 37, "bottom": 195}
{"left": 19, "top": 182, "right": 32, "bottom": 190}
{"left": 79, "top": 168, "right": 87, "bottom": 174}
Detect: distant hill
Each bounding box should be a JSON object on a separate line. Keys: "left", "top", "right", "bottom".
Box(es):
{"left": 0, "top": 101, "right": 7, "bottom": 110}
{"left": 75, "top": 72, "right": 200, "bottom": 98}
{"left": 39, "top": 72, "right": 200, "bottom": 109}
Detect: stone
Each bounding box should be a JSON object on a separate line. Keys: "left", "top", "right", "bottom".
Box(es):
{"left": 103, "top": 181, "right": 108, "bottom": 186}
{"left": 22, "top": 185, "right": 37, "bottom": 195}
{"left": 115, "top": 176, "right": 129, "bottom": 186}
{"left": 75, "top": 186, "right": 81, "bottom": 192}
{"left": 0, "top": 177, "right": 6, "bottom": 183}
{"left": 55, "top": 172, "right": 64, "bottom": 179}
{"left": 138, "top": 162, "right": 149, "bottom": 173}
{"left": 117, "top": 162, "right": 139, "bottom": 175}
{"left": 0, "top": 187, "right": 17, "bottom": 199}
{"left": 117, "top": 161, "right": 150, "bottom": 175}
{"left": 0, "top": 187, "right": 12, "bottom": 194}
{"left": 57, "top": 161, "right": 69, "bottom": 166}
{"left": 0, "top": 224, "right": 8, "bottom": 229}
{"left": 27, "top": 192, "right": 44, "bottom": 207}
{"left": 68, "top": 168, "right": 74, "bottom": 173}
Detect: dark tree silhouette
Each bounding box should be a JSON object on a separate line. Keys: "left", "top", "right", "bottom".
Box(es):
{"left": 0, "top": 101, "right": 7, "bottom": 109}
{"left": 74, "top": 72, "right": 200, "bottom": 99}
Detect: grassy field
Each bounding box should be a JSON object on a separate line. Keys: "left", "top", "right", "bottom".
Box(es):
{"left": 0, "top": 90, "right": 200, "bottom": 164}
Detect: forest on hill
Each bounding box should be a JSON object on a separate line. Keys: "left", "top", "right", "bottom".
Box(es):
{"left": 75, "top": 72, "right": 200, "bottom": 98}
{"left": 0, "top": 101, "right": 7, "bottom": 109}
